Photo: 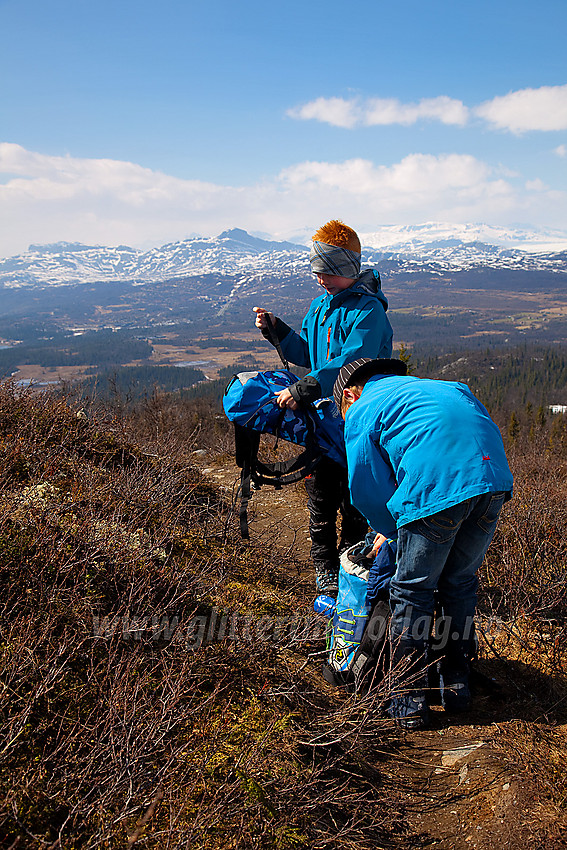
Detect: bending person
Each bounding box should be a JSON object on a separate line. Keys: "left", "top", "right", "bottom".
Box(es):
{"left": 333, "top": 357, "right": 513, "bottom": 729}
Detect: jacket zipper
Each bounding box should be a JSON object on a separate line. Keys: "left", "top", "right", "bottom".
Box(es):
{"left": 326, "top": 326, "right": 331, "bottom": 360}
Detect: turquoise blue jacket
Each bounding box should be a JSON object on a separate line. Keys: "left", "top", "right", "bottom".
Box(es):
{"left": 344, "top": 374, "right": 513, "bottom": 538}
{"left": 276, "top": 270, "right": 392, "bottom": 400}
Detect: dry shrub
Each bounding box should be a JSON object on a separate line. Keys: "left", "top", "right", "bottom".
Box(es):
{"left": 432, "top": 420, "right": 567, "bottom": 838}
{"left": 0, "top": 382, "right": 400, "bottom": 850}
{"left": 124, "top": 390, "right": 234, "bottom": 459}
{"left": 480, "top": 426, "right": 567, "bottom": 622}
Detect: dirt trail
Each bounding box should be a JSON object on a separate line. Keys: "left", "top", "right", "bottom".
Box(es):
{"left": 385, "top": 724, "right": 550, "bottom": 848}
{"left": 198, "top": 452, "right": 567, "bottom": 849}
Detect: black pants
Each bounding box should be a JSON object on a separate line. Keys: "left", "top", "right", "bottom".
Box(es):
{"left": 304, "top": 457, "right": 368, "bottom": 575}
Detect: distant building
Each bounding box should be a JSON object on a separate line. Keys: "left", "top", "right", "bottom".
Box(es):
{"left": 548, "top": 404, "right": 567, "bottom": 415}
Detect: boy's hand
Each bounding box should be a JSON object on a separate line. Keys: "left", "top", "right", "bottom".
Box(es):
{"left": 371, "top": 532, "right": 388, "bottom": 556}
{"left": 253, "top": 306, "right": 275, "bottom": 330}
{"left": 275, "top": 388, "right": 298, "bottom": 410}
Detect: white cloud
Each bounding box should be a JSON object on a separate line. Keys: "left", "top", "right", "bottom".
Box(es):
{"left": 525, "top": 178, "right": 547, "bottom": 191}
{"left": 475, "top": 85, "right": 567, "bottom": 133}
{"left": 279, "top": 154, "right": 490, "bottom": 194}
{"left": 367, "top": 96, "right": 469, "bottom": 127}
{"left": 555, "top": 144, "right": 567, "bottom": 157}
{"left": 289, "top": 85, "right": 567, "bottom": 134}
{"left": 0, "top": 143, "right": 565, "bottom": 257}
{"left": 288, "top": 95, "right": 469, "bottom": 128}
{"left": 0, "top": 142, "right": 235, "bottom": 252}
{"left": 276, "top": 155, "right": 518, "bottom": 223}
{"left": 287, "top": 97, "right": 362, "bottom": 129}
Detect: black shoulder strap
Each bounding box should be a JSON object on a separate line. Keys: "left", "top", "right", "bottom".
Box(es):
{"left": 264, "top": 320, "right": 289, "bottom": 370}
{"left": 253, "top": 442, "right": 320, "bottom": 488}
{"left": 233, "top": 424, "right": 260, "bottom": 539}
{"left": 232, "top": 414, "right": 321, "bottom": 539}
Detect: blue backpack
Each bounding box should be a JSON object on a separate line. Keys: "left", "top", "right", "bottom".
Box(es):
{"left": 316, "top": 539, "right": 397, "bottom": 690}
{"left": 317, "top": 542, "right": 489, "bottom": 696}
{"left": 223, "top": 369, "right": 346, "bottom": 538}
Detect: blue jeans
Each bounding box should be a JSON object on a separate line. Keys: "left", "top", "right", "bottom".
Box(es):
{"left": 390, "top": 492, "right": 506, "bottom": 657}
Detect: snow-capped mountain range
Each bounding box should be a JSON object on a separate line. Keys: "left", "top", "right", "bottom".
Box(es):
{"left": 1, "top": 223, "right": 567, "bottom": 289}
{"left": 358, "top": 222, "right": 567, "bottom": 254}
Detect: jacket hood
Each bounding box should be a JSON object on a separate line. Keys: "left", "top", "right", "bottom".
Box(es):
{"left": 327, "top": 268, "right": 388, "bottom": 311}
{"left": 352, "top": 269, "right": 382, "bottom": 296}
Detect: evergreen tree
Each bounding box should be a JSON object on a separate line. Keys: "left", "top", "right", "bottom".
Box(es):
{"left": 508, "top": 411, "right": 520, "bottom": 444}
{"left": 397, "top": 342, "right": 416, "bottom": 375}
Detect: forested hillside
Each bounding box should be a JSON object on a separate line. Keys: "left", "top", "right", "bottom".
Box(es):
{"left": 417, "top": 344, "right": 567, "bottom": 410}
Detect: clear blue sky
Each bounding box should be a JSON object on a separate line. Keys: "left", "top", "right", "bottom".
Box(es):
{"left": 1, "top": 0, "right": 566, "bottom": 255}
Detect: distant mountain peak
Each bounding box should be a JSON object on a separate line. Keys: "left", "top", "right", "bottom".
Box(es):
{"left": 1, "top": 224, "right": 566, "bottom": 290}
{"left": 218, "top": 227, "right": 253, "bottom": 241}
{"left": 358, "top": 221, "right": 567, "bottom": 254}
{"left": 218, "top": 228, "right": 307, "bottom": 253}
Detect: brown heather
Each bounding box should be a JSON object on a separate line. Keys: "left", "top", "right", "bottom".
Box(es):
{"left": 0, "top": 381, "right": 566, "bottom": 847}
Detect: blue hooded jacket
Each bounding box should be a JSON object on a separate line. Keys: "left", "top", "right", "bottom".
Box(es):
{"left": 275, "top": 269, "right": 392, "bottom": 401}
{"left": 344, "top": 374, "right": 513, "bottom": 538}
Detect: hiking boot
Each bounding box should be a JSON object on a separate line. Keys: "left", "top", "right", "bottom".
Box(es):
{"left": 386, "top": 693, "right": 430, "bottom": 731}
{"left": 439, "top": 641, "right": 472, "bottom": 713}
{"left": 440, "top": 673, "right": 471, "bottom": 713}
{"left": 315, "top": 568, "right": 339, "bottom": 596}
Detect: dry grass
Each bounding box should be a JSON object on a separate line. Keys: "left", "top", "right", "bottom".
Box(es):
{"left": 1, "top": 382, "right": 567, "bottom": 847}
{"left": 0, "top": 382, "right": 403, "bottom": 849}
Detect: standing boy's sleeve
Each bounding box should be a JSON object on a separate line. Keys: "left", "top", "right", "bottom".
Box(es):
{"left": 276, "top": 318, "right": 311, "bottom": 368}
{"left": 260, "top": 316, "right": 311, "bottom": 368}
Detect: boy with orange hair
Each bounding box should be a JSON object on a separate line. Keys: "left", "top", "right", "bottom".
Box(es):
{"left": 254, "top": 220, "right": 392, "bottom": 593}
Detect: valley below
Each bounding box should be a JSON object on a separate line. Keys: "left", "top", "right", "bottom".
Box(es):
{"left": 2, "top": 271, "right": 567, "bottom": 396}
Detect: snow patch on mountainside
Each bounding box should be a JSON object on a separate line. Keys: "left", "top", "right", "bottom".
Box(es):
{"left": 1, "top": 223, "right": 566, "bottom": 289}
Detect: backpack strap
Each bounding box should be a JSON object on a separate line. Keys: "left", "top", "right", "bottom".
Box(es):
{"left": 233, "top": 424, "right": 261, "bottom": 539}
{"left": 349, "top": 599, "right": 391, "bottom": 689}
{"left": 255, "top": 407, "right": 321, "bottom": 488}
{"left": 232, "top": 412, "right": 321, "bottom": 538}
{"left": 253, "top": 445, "right": 319, "bottom": 488}
{"left": 264, "top": 320, "right": 290, "bottom": 370}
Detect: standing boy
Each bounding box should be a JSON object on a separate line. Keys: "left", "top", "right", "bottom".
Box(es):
{"left": 254, "top": 221, "right": 393, "bottom": 594}
{"left": 334, "top": 358, "right": 513, "bottom": 729}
